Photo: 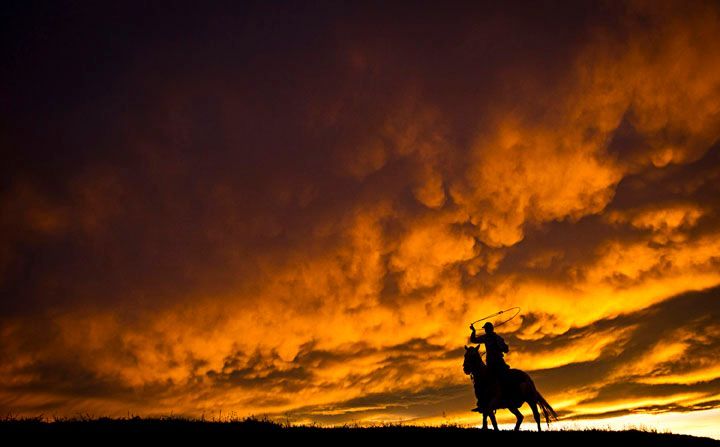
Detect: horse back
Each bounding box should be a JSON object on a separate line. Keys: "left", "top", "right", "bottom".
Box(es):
{"left": 508, "top": 368, "right": 533, "bottom": 384}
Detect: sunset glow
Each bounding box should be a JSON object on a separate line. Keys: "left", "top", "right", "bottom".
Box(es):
{"left": 1, "top": 0, "right": 719, "bottom": 439}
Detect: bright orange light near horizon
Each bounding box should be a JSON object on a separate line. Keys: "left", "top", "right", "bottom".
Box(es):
{"left": 1, "top": 0, "right": 719, "bottom": 440}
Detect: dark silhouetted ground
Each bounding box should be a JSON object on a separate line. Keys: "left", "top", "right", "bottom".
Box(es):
{"left": 1, "top": 417, "right": 718, "bottom": 446}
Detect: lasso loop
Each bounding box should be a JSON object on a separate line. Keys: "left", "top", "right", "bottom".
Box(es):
{"left": 470, "top": 306, "right": 521, "bottom": 328}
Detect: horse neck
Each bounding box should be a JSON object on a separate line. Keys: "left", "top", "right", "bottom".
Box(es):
{"left": 470, "top": 359, "right": 486, "bottom": 376}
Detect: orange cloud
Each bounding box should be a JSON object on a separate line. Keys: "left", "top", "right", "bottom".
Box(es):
{"left": 1, "top": 0, "right": 720, "bottom": 439}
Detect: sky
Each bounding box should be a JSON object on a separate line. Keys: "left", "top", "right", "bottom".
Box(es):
{"left": 1, "top": 0, "right": 720, "bottom": 438}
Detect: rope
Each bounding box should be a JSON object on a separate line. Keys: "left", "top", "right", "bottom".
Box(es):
{"left": 470, "top": 306, "right": 521, "bottom": 328}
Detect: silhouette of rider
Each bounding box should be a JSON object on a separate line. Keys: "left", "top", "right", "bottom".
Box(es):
{"left": 469, "top": 321, "right": 510, "bottom": 376}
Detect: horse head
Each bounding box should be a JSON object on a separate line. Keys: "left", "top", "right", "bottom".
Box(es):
{"left": 463, "top": 345, "right": 485, "bottom": 375}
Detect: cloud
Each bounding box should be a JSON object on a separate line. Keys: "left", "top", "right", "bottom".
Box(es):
{"left": 0, "top": 0, "right": 719, "bottom": 434}
{"left": 528, "top": 286, "right": 720, "bottom": 418}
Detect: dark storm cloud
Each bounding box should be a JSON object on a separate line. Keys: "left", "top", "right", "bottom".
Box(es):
{"left": 494, "top": 144, "right": 720, "bottom": 288}
{"left": 512, "top": 283, "right": 720, "bottom": 360}
{"left": 278, "top": 383, "right": 471, "bottom": 425}
{"left": 205, "top": 337, "right": 453, "bottom": 393}
{"left": 2, "top": 0, "right": 718, "bottom": 315}
{"left": 0, "top": 0, "right": 616, "bottom": 313}
{"left": 560, "top": 400, "right": 720, "bottom": 422}
{"left": 578, "top": 379, "right": 720, "bottom": 407}
{"left": 292, "top": 338, "right": 448, "bottom": 368}
{"left": 207, "top": 349, "right": 313, "bottom": 392}
{"left": 1, "top": 0, "right": 720, "bottom": 428}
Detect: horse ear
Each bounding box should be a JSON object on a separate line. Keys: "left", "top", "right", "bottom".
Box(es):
{"left": 464, "top": 345, "right": 468, "bottom": 350}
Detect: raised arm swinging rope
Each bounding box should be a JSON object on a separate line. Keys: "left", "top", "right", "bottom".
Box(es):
{"left": 470, "top": 306, "right": 521, "bottom": 329}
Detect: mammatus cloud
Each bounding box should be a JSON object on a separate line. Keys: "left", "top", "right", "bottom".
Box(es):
{"left": 1, "top": 0, "right": 719, "bottom": 437}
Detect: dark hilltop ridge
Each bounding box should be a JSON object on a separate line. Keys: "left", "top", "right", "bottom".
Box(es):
{"left": 1, "top": 416, "right": 718, "bottom": 446}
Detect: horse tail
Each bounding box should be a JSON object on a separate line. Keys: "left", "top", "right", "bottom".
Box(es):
{"left": 535, "top": 389, "right": 558, "bottom": 426}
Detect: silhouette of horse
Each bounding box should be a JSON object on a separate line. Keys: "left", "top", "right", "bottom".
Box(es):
{"left": 463, "top": 345, "right": 558, "bottom": 431}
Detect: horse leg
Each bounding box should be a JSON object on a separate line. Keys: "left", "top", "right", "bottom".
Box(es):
{"left": 509, "top": 407, "right": 523, "bottom": 431}
{"left": 487, "top": 407, "right": 499, "bottom": 431}
{"left": 482, "top": 411, "right": 489, "bottom": 430}
{"left": 529, "top": 400, "right": 542, "bottom": 432}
